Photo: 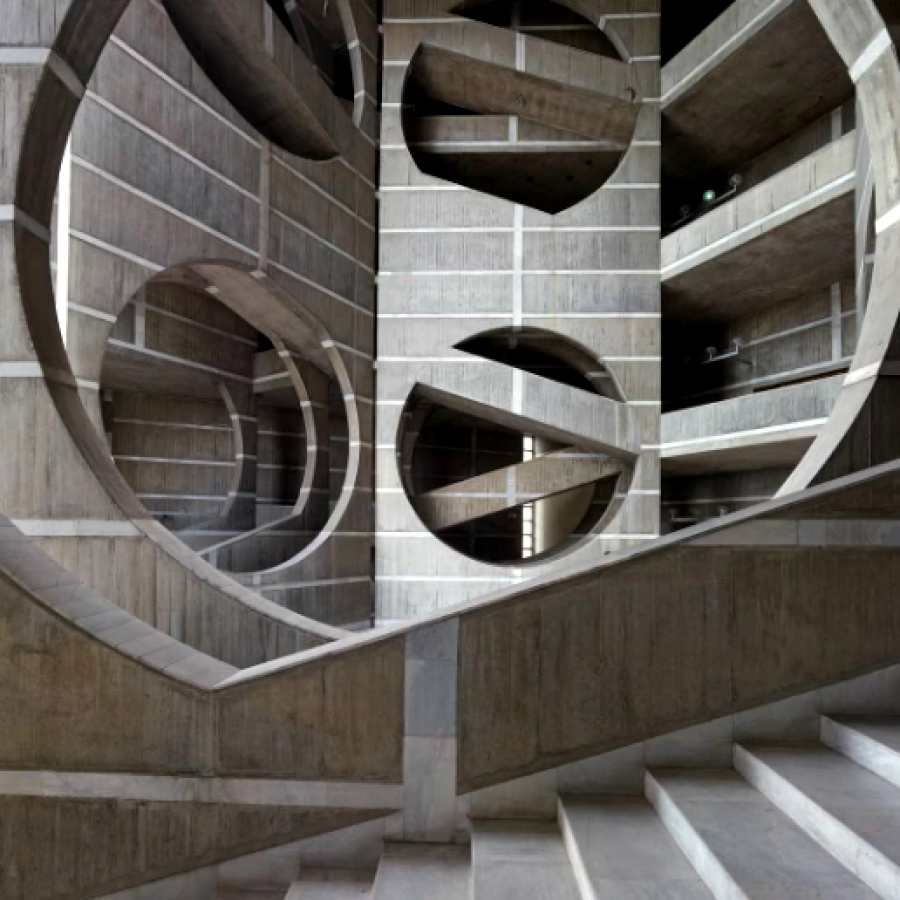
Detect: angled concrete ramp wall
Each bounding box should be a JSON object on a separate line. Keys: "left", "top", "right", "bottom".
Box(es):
{"left": 0, "top": 518, "right": 402, "bottom": 898}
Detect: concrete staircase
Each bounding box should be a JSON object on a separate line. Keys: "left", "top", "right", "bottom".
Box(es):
{"left": 212, "top": 715, "right": 900, "bottom": 899}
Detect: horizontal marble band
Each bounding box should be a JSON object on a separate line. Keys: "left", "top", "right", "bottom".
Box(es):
{"left": 11, "top": 520, "right": 142, "bottom": 538}
{"left": 0, "top": 769, "right": 403, "bottom": 809}
{"left": 850, "top": 28, "right": 892, "bottom": 82}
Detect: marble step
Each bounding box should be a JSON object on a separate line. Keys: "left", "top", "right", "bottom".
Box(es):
{"left": 370, "top": 844, "right": 469, "bottom": 900}
{"left": 559, "top": 795, "right": 714, "bottom": 899}
{"left": 737, "top": 743, "right": 900, "bottom": 899}
{"left": 822, "top": 715, "right": 900, "bottom": 791}
{"left": 647, "top": 768, "right": 879, "bottom": 899}
{"left": 217, "top": 892, "right": 285, "bottom": 899}
{"left": 285, "top": 869, "right": 374, "bottom": 899}
{"left": 471, "top": 820, "right": 582, "bottom": 900}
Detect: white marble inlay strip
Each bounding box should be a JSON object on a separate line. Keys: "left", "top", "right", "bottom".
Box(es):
{"left": 663, "top": 172, "right": 856, "bottom": 276}
{"left": 73, "top": 155, "right": 258, "bottom": 257}
{"left": 876, "top": 198, "right": 900, "bottom": 234}
{"left": 659, "top": 418, "right": 829, "bottom": 452}
{"left": 0, "top": 362, "right": 44, "bottom": 378}
{"left": 71, "top": 229, "right": 164, "bottom": 273}
{"left": 108, "top": 36, "right": 261, "bottom": 147}
{"left": 380, "top": 226, "right": 659, "bottom": 234}
{"left": 258, "top": 576, "right": 371, "bottom": 591}
{"left": 379, "top": 269, "right": 660, "bottom": 276}
{"left": 68, "top": 302, "right": 117, "bottom": 323}
{"left": 524, "top": 312, "right": 662, "bottom": 318}
{"left": 138, "top": 493, "right": 227, "bottom": 502}
{"left": 114, "top": 456, "right": 236, "bottom": 467}
{"left": 0, "top": 47, "right": 51, "bottom": 64}
{"left": 12, "top": 520, "right": 141, "bottom": 538}
{"left": 114, "top": 419, "right": 233, "bottom": 434}
{"left": 0, "top": 205, "right": 52, "bottom": 243}
{"left": 375, "top": 575, "right": 524, "bottom": 583}
{"left": 0, "top": 770, "right": 403, "bottom": 809}
{"left": 845, "top": 361, "right": 881, "bottom": 385}
{"left": 850, "top": 28, "right": 893, "bottom": 82}
{"left": 107, "top": 339, "right": 252, "bottom": 383}
{"left": 82, "top": 93, "right": 260, "bottom": 203}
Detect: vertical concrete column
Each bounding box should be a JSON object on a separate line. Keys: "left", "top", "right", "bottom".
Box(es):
{"left": 376, "top": 6, "right": 661, "bottom": 618}
{"left": 402, "top": 619, "right": 460, "bottom": 842}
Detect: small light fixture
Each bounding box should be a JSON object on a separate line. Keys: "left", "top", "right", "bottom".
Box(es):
{"left": 702, "top": 189, "right": 717, "bottom": 204}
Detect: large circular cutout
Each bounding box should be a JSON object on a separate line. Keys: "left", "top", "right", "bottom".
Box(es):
{"left": 398, "top": 328, "right": 634, "bottom": 565}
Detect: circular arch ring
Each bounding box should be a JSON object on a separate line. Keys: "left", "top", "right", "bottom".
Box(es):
{"left": 11, "top": 2, "right": 368, "bottom": 577}
{"left": 142, "top": 261, "right": 364, "bottom": 573}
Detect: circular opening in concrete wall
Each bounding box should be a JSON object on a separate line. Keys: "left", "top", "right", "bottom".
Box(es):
{"left": 99, "top": 277, "right": 349, "bottom": 571}
{"left": 400, "top": 0, "right": 640, "bottom": 213}
{"left": 398, "top": 328, "right": 633, "bottom": 565}
{"left": 161, "top": 0, "right": 365, "bottom": 158}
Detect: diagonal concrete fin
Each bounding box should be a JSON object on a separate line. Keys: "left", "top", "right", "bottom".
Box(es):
{"left": 413, "top": 353, "right": 640, "bottom": 460}
{"left": 415, "top": 448, "right": 623, "bottom": 531}
{"left": 410, "top": 42, "right": 637, "bottom": 145}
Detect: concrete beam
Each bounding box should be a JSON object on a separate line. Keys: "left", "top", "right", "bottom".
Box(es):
{"left": 409, "top": 43, "right": 637, "bottom": 146}
{"left": 661, "top": 375, "right": 845, "bottom": 475}
{"left": 415, "top": 449, "right": 622, "bottom": 531}
{"left": 663, "top": 133, "right": 857, "bottom": 320}
{"left": 414, "top": 354, "right": 640, "bottom": 461}
{"left": 663, "top": 0, "right": 853, "bottom": 180}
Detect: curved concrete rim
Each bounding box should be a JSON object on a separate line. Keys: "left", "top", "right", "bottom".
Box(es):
{"left": 779, "top": 0, "right": 900, "bottom": 495}
{"left": 11, "top": 1, "right": 349, "bottom": 643}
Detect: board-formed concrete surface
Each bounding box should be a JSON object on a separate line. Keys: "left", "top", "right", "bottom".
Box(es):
{"left": 7, "top": 0, "right": 900, "bottom": 895}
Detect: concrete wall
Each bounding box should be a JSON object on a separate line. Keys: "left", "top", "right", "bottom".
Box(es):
{"left": 375, "top": 0, "right": 662, "bottom": 619}
{"left": 0, "top": 0, "right": 380, "bottom": 636}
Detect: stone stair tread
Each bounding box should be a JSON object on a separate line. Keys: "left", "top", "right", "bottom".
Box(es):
{"left": 827, "top": 715, "right": 900, "bottom": 754}
{"left": 559, "top": 795, "right": 714, "bottom": 899}
{"left": 370, "top": 844, "right": 469, "bottom": 900}
{"left": 471, "top": 821, "right": 582, "bottom": 900}
{"left": 285, "top": 869, "right": 374, "bottom": 898}
{"left": 740, "top": 743, "right": 900, "bottom": 870}
{"left": 649, "top": 769, "right": 880, "bottom": 899}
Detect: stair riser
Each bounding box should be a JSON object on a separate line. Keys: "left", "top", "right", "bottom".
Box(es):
{"left": 557, "top": 798, "right": 596, "bottom": 900}
{"left": 822, "top": 717, "right": 900, "bottom": 792}
{"left": 735, "top": 745, "right": 900, "bottom": 900}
